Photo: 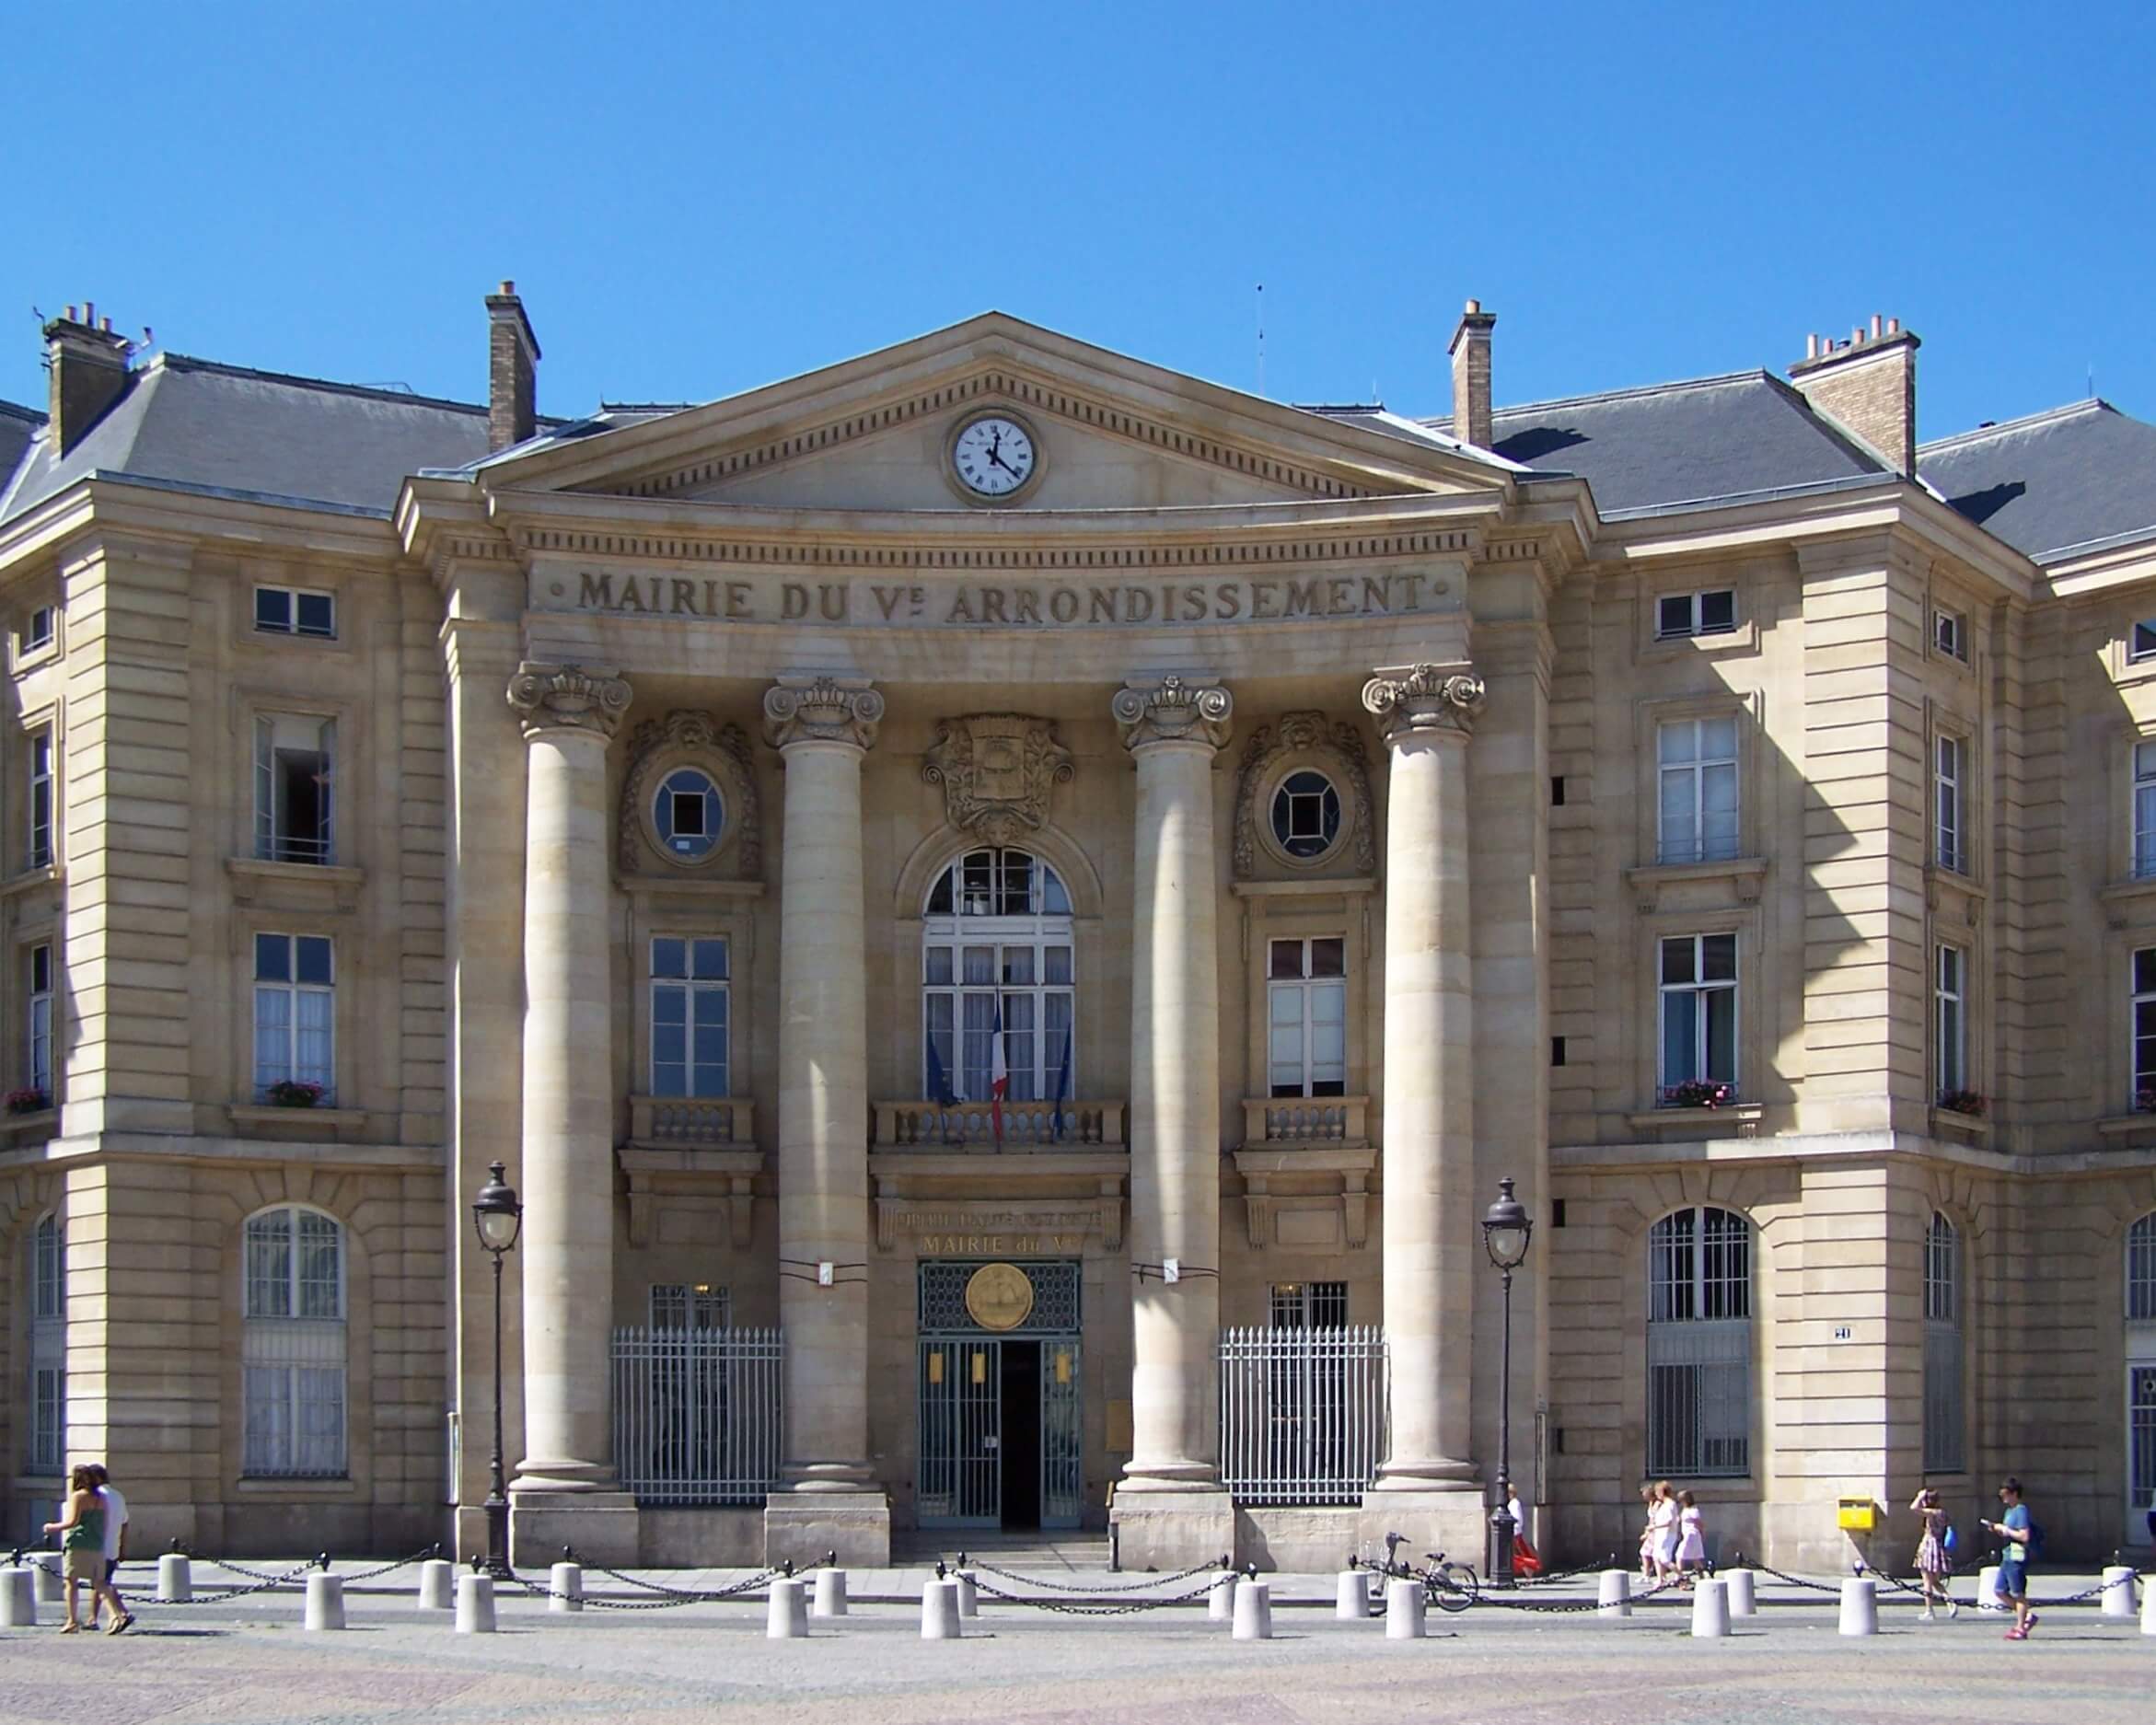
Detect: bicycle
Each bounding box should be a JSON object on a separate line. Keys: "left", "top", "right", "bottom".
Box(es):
{"left": 1353, "top": 1531, "right": 1480, "bottom": 1615}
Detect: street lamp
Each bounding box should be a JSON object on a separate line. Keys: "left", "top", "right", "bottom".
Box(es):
{"left": 471, "top": 1160, "right": 522, "bottom": 1580}
{"left": 1480, "top": 1175, "right": 1534, "bottom": 1587}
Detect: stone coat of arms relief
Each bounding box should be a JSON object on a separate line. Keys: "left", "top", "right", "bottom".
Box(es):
{"left": 922, "top": 714, "right": 1074, "bottom": 845}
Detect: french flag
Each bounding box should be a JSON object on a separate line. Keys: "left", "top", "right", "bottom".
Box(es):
{"left": 990, "top": 999, "right": 1009, "bottom": 1149}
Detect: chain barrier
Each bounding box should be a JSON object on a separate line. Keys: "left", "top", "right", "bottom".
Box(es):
{"left": 968, "top": 1569, "right": 1224, "bottom": 1615}
{"left": 1515, "top": 1553, "right": 1621, "bottom": 1588}
{"left": 1737, "top": 1549, "right": 2147, "bottom": 1612}
{"left": 1476, "top": 1573, "right": 1693, "bottom": 1614}
{"left": 1725, "top": 1552, "right": 1843, "bottom": 1595}
{"left": 954, "top": 1555, "right": 1224, "bottom": 1594}
{"left": 502, "top": 1561, "right": 781, "bottom": 1611}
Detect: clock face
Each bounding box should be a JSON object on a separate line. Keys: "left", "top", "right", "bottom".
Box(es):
{"left": 951, "top": 414, "right": 1037, "bottom": 498}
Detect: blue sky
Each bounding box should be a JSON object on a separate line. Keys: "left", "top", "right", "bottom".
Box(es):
{"left": 4, "top": 1, "right": 2150, "bottom": 440}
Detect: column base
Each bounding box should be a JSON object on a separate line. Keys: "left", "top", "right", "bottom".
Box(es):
{"left": 509, "top": 1489, "right": 639, "bottom": 1569}
{"left": 763, "top": 1488, "right": 890, "bottom": 1569}
{"left": 1355, "top": 1485, "right": 1489, "bottom": 1575}
{"left": 1111, "top": 1483, "right": 1235, "bottom": 1572}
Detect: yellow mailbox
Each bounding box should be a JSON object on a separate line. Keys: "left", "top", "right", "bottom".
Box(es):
{"left": 1837, "top": 1497, "right": 1876, "bottom": 1533}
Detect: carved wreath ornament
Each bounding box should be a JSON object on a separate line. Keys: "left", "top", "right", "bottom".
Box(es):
{"left": 617, "top": 710, "right": 761, "bottom": 875}
{"left": 1232, "top": 711, "right": 1376, "bottom": 876}
{"left": 922, "top": 715, "right": 1074, "bottom": 845}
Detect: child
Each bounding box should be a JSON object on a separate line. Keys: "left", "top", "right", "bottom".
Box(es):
{"left": 1910, "top": 1488, "right": 1956, "bottom": 1621}
{"left": 1674, "top": 1489, "right": 1707, "bottom": 1585}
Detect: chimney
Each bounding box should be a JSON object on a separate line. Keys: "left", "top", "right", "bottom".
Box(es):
{"left": 1788, "top": 315, "right": 1920, "bottom": 477}
{"left": 485, "top": 280, "right": 540, "bottom": 453}
{"left": 42, "top": 304, "right": 133, "bottom": 456}
{"left": 1449, "top": 298, "right": 1497, "bottom": 450}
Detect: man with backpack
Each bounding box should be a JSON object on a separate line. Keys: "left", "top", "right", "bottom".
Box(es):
{"left": 1980, "top": 1477, "right": 2039, "bottom": 1639}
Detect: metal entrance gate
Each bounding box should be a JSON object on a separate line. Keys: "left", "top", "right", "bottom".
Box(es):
{"left": 916, "top": 1261, "right": 1083, "bottom": 1530}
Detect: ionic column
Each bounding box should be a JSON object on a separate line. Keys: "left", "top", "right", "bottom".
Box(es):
{"left": 1113, "top": 675, "right": 1233, "bottom": 1490}
{"left": 762, "top": 676, "right": 884, "bottom": 1511}
{"left": 1362, "top": 662, "right": 1485, "bottom": 1488}
{"left": 506, "top": 662, "right": 632, "bottom": 1490}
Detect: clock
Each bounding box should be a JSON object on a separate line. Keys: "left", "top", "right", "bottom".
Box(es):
{"left": 949, "top": 412, "right": 1039, "bottom": 501}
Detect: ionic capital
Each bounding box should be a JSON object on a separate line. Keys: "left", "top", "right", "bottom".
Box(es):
{"left": 1112, "top": 675, "right": 1233, "bottom": 752}
{"left": 762, "top": 674, "right": 884, "bottom": 752}
{"left": 1362, "top": 662, "right": 1486, "bottom": 744}
{"left": 507, "top": 661, "right": 633, "bottom": 741}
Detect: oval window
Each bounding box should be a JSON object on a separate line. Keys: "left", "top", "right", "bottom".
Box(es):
{"left": 655, "top": 768, "right": 724, "bottom": 861}
{"left": 1270, "top": 770, "right": 1340, "bottom": 860}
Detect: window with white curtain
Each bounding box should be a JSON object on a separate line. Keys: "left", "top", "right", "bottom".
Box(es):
{"left": 1646, "top": 1206, "right": 1752, "bottom": 1477}
{"left": 1268, "top": 937, "right": 1346, "bottom": 1097}
{"left": 29, "top": 1211, "right": 64, "bottom": 1473}
{"left": 651, "top": 937, "right": 728, "bottom": 1097}
{"left": 2135, "top": 743, "right": 2156, "bottom": 880}
{"left": 253, "top": 933, "right": 334, "bottom": 1101}
{"left": 27, "top": 730, "right": 52, "bottom": 871}
{"left": 1935, "top": 735, "right": 1965, "bottom": 874}
{"left": 26, "top": 942, "right": 52, "bottom": 1097}
{"left": 1923, "top": 1212, "right": 1965, "bottom": 1473}
{"left": 1935, "top": 944, "right": 1965, "bottom": 1098}
{"left": 1657, "top": 933, "right": 1737, "bottom": 1103}
{"left": 242, "top": 1206, "right": 347, "bottom": 1476}
{"left": 921, "top": 849, "right": 1073, "bottom": 1104}
{"left": 1657, "top": 717, "right": 1739, "bottom": 864}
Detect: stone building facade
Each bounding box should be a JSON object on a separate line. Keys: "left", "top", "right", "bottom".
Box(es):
{"left": 2, "top": 292, "right": 2153, "bottom": 1571}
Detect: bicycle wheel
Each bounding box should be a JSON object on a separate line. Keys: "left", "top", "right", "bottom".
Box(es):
{"left": 1429, "top": 1562, "right": 1478, "bottom": 1613}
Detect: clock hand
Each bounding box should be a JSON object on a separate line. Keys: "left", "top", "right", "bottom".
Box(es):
{"left": 987, "top": 446, "right": 1018, "bottom": 475}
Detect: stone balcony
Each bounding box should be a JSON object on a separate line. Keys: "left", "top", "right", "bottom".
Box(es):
{"left": 1234, "top": 1095, "right": 1374, "bottom": 1251}
{"left": 628, "top": 1094, "right": 756, "bottom": 1149}
{"left": 620, "top": 1094, "right": 762, "bottom": 1250}
{"left": 1240, "top": 1094, "right": 1369, "bottom": 1148}
{"left": 871, "top": 1098, "right": 1126, "bottom": 1150}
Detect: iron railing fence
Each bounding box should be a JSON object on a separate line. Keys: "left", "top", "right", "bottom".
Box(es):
{"left": 611, "top": 1325, "right": 783, "bottom": 1506}
{"left": 1219, "top": 1324, "right": 1387, "bottom": 1507}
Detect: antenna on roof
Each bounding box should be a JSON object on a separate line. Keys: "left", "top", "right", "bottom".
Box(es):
{"left": 1255, "top": 284, "right": 1266, "bottom": 399}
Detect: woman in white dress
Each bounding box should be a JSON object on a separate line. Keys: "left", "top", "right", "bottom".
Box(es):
{"left": 1674, "top": 1488, "right": 1707, "bottom": 1585}
{"left": 1648, "top": 1480, "right": 1681, "bottom": 1583}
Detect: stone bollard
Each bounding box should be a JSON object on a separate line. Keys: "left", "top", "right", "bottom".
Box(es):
{"left": 304, "top": 1571, "right": 346, "bottom": 1632}
{"left": 1722, "top": 1569, "right": 1756, "bottom": 1617}
{"left": 921, "top": 1578, "right": 963, "bottom": 1640}
{"left": 812, "top": 1568, "right": 848, "bottom": 1618}
{"left": 1384, "top": 1576, "right": 1426, "bottom": 1639}
{"left": 0, "top": 1567, "right": 35, "bottom": 1627}
{"left": 1596, "top": 1569, "right": 1632, "bottom": 1617}
{"left": 2142, "top": 1570, "right": 2156, "bottom": 1636}
{"left": 1208, "top": 1572, "right": 1238, "bottom": 1621}
{"left": 456, "top": 1572, "right": 496, "bottom": 1635}
{"left": 1336, "top": 1569, "right": 1372, "bottom": 1619}
{"left": 1232, "top": 1577, "right": 1273, "bottom": 1641}
{"left": 1690, "top": 1577, "right": 1732, "bottom": 1638}
{"left": 157, "top": 1553, "right": 193, "bottom": 1603}
{"left": 1977, "top": 1565, "right": 2005, "bottom": 1610}
{"left": 549, "top": 1561, "right": 585, "bottom": 1614}
{"left": 767, "top": 1577, "right": 808, "bottom": 1638}
{"left": 955, "top": 1570, "right": 979, "bottom": 1617}
{"left": 1838, "top": 1576, "right": 1878, "bottom": 1637}
{"left": 417, "top": 1558, "right": 455, "bottom": 1611}
{"left": 2099, "top": 1565, "right": 2137, "bottom": 1621}
{"left": 31, "top": 1556, "right": 60, "bottom": 1604}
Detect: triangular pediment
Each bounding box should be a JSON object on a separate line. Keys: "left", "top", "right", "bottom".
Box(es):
{"left": 478, "top": 313, "right": 1512, "bottom": 514}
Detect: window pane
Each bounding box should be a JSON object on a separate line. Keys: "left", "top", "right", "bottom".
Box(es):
{"left": 295, "top": 592, "right": 335, "bottom": 637}
{"left": 1044, "top": 945, "right": 1072, "bottom": 985}
{"left": 653, "top": 938, "right": 686, "bottom": 979}
{"left": 1701, "top": 933, "right": 1737, "bottom": 981}
{"left": 247, "top": 1213, "right": 292, "bottom": 1317}
{"left": 924, "top": 946, "right": 954, "bottom": 986}
{"left": 1660, "top": 937, "right": 1695, "bottom": 986}
{"left": 1704, "top": 988, "right": 1736, "bottom": 1082}
{"left": 1040, "top": 866, "right": 1072, "bottom": 916}
{"left": 1269, "top": 940, "right": 1304, "bottom": 980}
{"left": 1003, "top": 947, "right": 1035, "bottom": 986}
{"left": 1661, "top": 991, "right": 1697, "bottom": 1088}
{"left": 962, "top": 946, "right": 994, "bottom": 986}
{"left": 1700, "top": 717, "right": 1738, "bottom": 758}
{"left": 2137, "top": 620, "right": 2156, "bottom": 660}
{"left": 1657, "top": 594, "right": 1691, "bottom": 637}
{"left": 295, "top": 989, "right": 333, "bottom": 1088}
{"left": 926, "top": 868, "right": 954, "bottom": 915}
{"left": 296, "top": 936, "right": 333, "bottom": 985}
{"left": 1310, "top": 981, "right": 1346, "bottom": 1083}
{"left": 692, "top": 939, "right": 727, "bottom": 980}
{"left": 1701, "top": 763, "right": 1739, "bottom": 859}
{"left": 1660, "top": 766, "right": 1697, "bottom": 859}
{"left": 255, "top": 933, "right": 290, "bottom": 982}
{"left": 255, "top": 587, "right": 291, "bottom": 631}
{"left": 298, "top": 1212, "right": 342, "bottom": 1317}
{"left": 1659, "top": 723, "right": 1697, "bottom": 766}
{"left": 2139, "top": 949, "right": 2156, "bottom": 996}
{"left": 1698, "top": 590, "right": 1735, "bottom": 631}
{"left": 254, "top": 985, "right": 291, "bottom": 1089}
{"left": 1310, "top": 937, "right": 1345, "bottom": 978}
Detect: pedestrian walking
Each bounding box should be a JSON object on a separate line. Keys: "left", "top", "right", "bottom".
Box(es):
{"left": 41, "top": 1465, "right": 126, "bottom": 1634}
{"left": 1910, "top": 1488, "right": 1956, "bottom": 1620}
{"left": 1979, "top": 1477, "right": 2037, "bottom": 1639}
{"left": 1648, "top": 1480, "right": 1680, "bottom": 1584}
{"left": 1674, "top": 1489, "right": 1707, "bottom": 1584}
{"left": 1636, "top": 1484, "right": 1656, "bottom": 1582}
{"left": 88, "top": 1464, "right": 133, "bottom": 1634}
{"left": 1506, "top": 1488, "right": 1544, "bottom": 1577}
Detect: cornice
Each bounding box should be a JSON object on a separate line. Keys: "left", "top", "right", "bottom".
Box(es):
{"left": 2, "top": 475, "right": 399, "bottom": 574}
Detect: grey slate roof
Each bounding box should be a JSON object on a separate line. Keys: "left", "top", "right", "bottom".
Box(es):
{"left": 1416, "top": 371, "right": 1885, "bottom": 515}
{"left": 1918, "top": 399, "right": 2156, "bottom": 561}
{"left": 0, "top": 399, "right": 42, "bottom": 500}
{"left": 0, "top": 354, "right": 493, "bottom": 525}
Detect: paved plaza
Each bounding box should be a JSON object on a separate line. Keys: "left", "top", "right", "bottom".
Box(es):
{"left": 0, "top": 1562, "right": 2149, "bottom": 1725}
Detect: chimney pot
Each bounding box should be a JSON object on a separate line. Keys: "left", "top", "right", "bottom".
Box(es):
{"left": 64, "top": 305, "right": 76, "bottom": 322}
{"left": 1871, "top": 313, "right": 1884, "bottom": 340}
{"left": 1886, "top": 316, "right": 1899, "bottom": 335}
{"left": 1464, "top": 297, "right": 1480, "bottom": 315}
{"left": 485, "top": 281, "right": 541, "bottom": 453}
{"left": 83, "top": 301, "right": 94, "bottom": 328}
{"left": 1805, "top": 333, "right": 1819, "bottom": 360}
{"left": 1790, "top": 313, "right": 1921, "bottom": 476}
{"left": 500, "top": 279, "right": 515, "bottom": 295}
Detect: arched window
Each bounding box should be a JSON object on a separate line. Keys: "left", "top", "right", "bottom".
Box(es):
{"left": 28, "top": 1212, "right": 64, "bottom": 1473}
{"left": 242, "top": 1206, "right": 348, "bottom": 1477}
{"left": 654, "top": 768, "right": 724, "bottom": 861}
{"left": 2129, "top": 1213, "right": 2156, "bottom": 1540}
{"left": 922, "top": 848, "right": 1073, "bottom": 1104}
{"left": 1646, "top": 1206, "right": 1752, "bottom": 1477}
{"left": 1923, "top": 1213, "right": 1965, "bottom": 1473}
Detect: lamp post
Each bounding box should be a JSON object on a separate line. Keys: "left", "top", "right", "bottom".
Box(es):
{"left": 471, "top": 1160, "right": 522, "bottom": 1579}
{"left": 1480, "top": 1175, "right": 1533, "bottom": 1587}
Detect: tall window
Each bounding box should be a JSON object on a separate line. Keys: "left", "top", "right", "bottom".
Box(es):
{"left": 1935, "top": 735, "right": 1965, "bottom": 874}
{"left": 1657, "top": 717, "right": 1739, "bottom": 864}
{"left": 242, "top": 1206, "right": 347, "bottom": 1476}
{"left": 2135, "top": 949, "right": 2156, "bottom": 1109}
{"left": 27, "top": 731, "right": 52, "bottom": 871}
{"left": 2132, "top": 1215, "right": 2156, "bottom": 1545}
{"left": 29, "top": 1212, "right": 64, "bottom": 1473}
{"left": 254, "top": 714, "right": 334, "bottom": 864}
{"left": 2135, "top": 742, "right": 2156, "bottom": 879}
{"left": 1658, "top": 933, "right": 1737, "bottom": 1104}
{"left": 1269, "top": 937, "right": 1346, "bottom": 1097}
{"left": 253, "top": 933, "right": 334, "bottom": 1101}
{"left": 1935, "top": 944, "right": 1965, "bottom": 1099}
{"left": 651, "top": 937, "right": 728, "bottom": 1097}
{"left": 1923, "top": 1212, "right": 1965, "bottom": 1473}
{"left": 1647, "top": 1206, "right": 1753, "bottom": 1476}
{"left": 2132, "top": 1212, "right": 2156, "bottom": 1323}
{"left": 922, "top": 849, "right": 1073, "bottom": 1103}
{"left": 26, "top": 942, "right": 52, "bottom": 1098}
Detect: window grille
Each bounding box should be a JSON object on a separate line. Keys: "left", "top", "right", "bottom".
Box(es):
{"left": 2131, "top": 1366, "right": 2156, "bottom": 1538}
{"left": 1269, "top": 1280, "right": 1349, "bottom": 1328}
{"left": 922, "top": 849, "right": 1073, "bottom": 1103}
{"left": 650, "top": 1283, "right": 731, "bottom": 1329}
{"left": 1935, "top": 735, "right": 1965, "bottom": 874}
{"left": 651, "top": 937, "right": 728, "bottom": 1097}
{"left": 29, "top": 1212, "right": 64, "bottom": 1472}
{"left": 1923, "top": 1212, "right": 1965, "bottom": 1473}
{"left": 1647, "top": 1207, "right": 1752, "bottom": 1476}
{"left": 1657, "top": 717, "right": 1740, "bottom": 864}
{"left": 917, "top": 1259, "right": 1081, "bottom": 1334}
{"left": 1220, "top": 1325, "right": 1387, "bottom": 1506}
{"left": 612, "top": 1326, "right": 782, "bottom": 1506}
{"left": 1268, "top": 937, "right": 1346, "bottom": 1097}
{"left": 242, "top": 1207, "right": 347, "bottom": 1477}
{"left": 254, "top": 713, "right": 335, "bottom": 864}
{"left": 1935, "top": 945, "right": 1965, "bottom": 1097}
{"left": 1657, "top": 933, "right": 1737, "bottom": 1102}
